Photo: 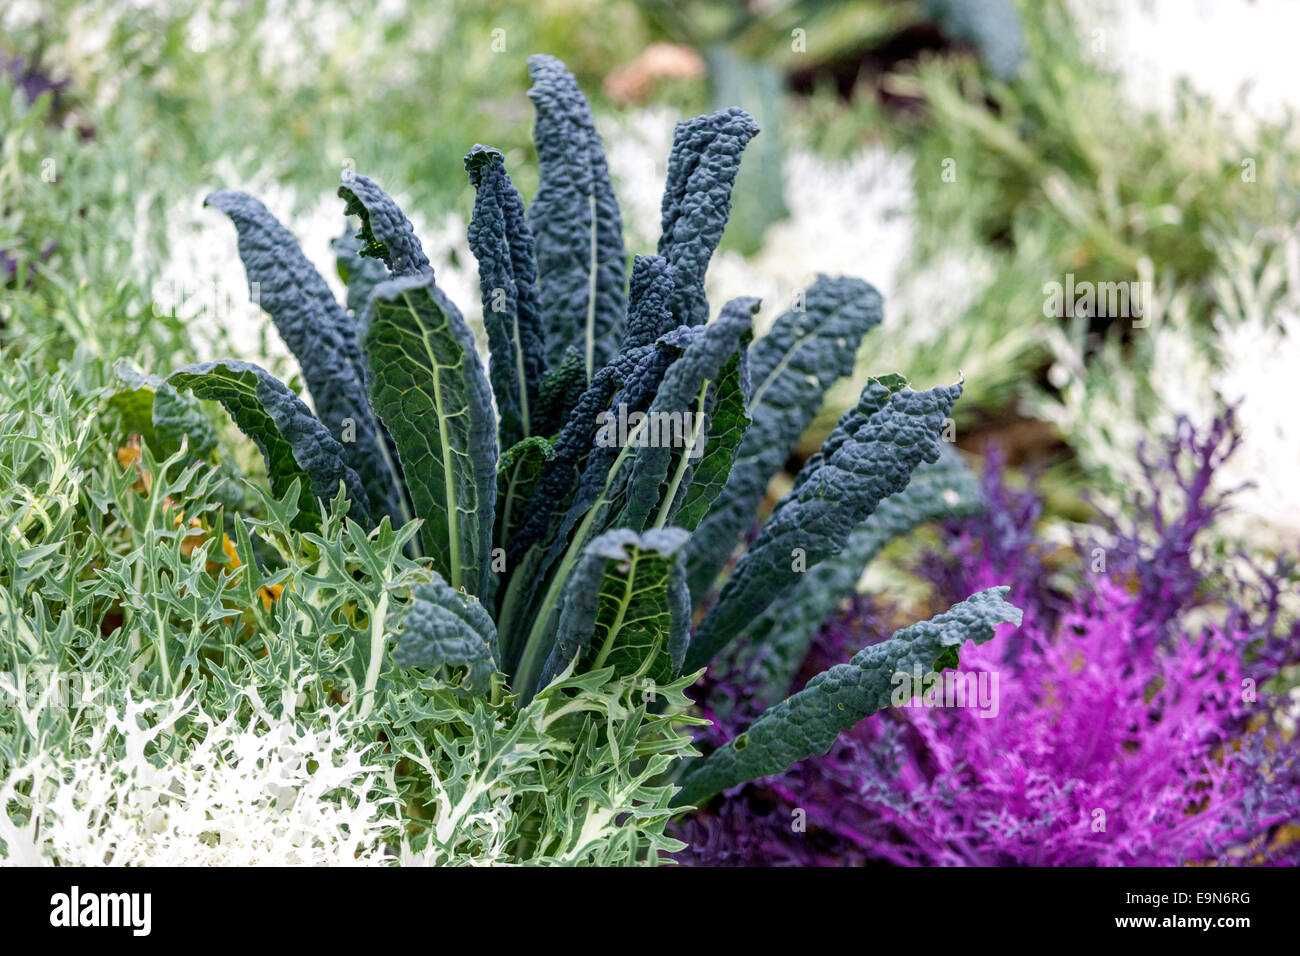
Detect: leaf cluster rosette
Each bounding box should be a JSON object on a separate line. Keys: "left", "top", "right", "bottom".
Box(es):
{"left": 129, "top": 55, "right": 1020, "bottom": 813}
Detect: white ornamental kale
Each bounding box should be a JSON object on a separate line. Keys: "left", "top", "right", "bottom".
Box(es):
{"left": 0, "top": 679, "right": 399, "bottom": 867}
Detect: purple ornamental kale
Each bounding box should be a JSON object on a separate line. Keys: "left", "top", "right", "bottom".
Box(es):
{"left": 1, "top": 53, "right": 68, "bottom": 110}
{"left": 674, "top": 411, "right": 1300, "bottom": 866}
{"left": 1, "top": 51, "right": 67, "bottom": 285}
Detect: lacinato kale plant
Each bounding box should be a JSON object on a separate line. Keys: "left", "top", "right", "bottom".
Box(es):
{"left": 118, "top": 55, "right": 1020, "bottom": 814}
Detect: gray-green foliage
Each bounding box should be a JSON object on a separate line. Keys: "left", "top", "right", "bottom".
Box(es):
{"left": 339, "top": 174, "right": 432, "bottom": 278}
{"left": 465, "top": 145, "right": 547, "bottom": 451}
{"left": 388, "top": 575, "right": 500, "bottom": 696}
{"left": 168, "top": 360, "right": 370, "bottom": 530}
{"left": 685, "top": 374, "right": 964, "bottom": 671}
{"left": 675, "top": 587, "right": 1023, "bottom": 806}
{"left": 657, "top": 107, "right": 759, "bottom": 328}
{"left": 737, "top": 446, "right": 982, "bottom": 707}
{"left": 527, "top": 55, "right": 629, "bottom": 378}
{"left": 121, "top": 55, "right": 1017, "bottom": 822}
{"left": 538, "top": 527, "right": 692, "bottom": 691}
{"left": 0, "top": 356, "right": 696, "bottom": 864}
{"left": 360, "top": 274, "right": 497, "bottom": 595}
{"left": 684, "top": 275, "right": 884, "bottom": 603}
{"left": 202, "top": 191, "right": 406, "bottom": 526}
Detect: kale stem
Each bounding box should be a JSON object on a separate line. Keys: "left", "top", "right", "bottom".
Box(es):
{"left": 358, "top": 590, "right": 389, "bottom": 719}
{"left": 513, "top": 418, "right": 647, "bottom": 698}
{"left": 653, "top": 380, "right": 709, "bottom": 529}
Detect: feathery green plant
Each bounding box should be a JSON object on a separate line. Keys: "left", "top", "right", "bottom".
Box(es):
{"left": 0, "top": 353, "right": 700, "bottom": 864}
